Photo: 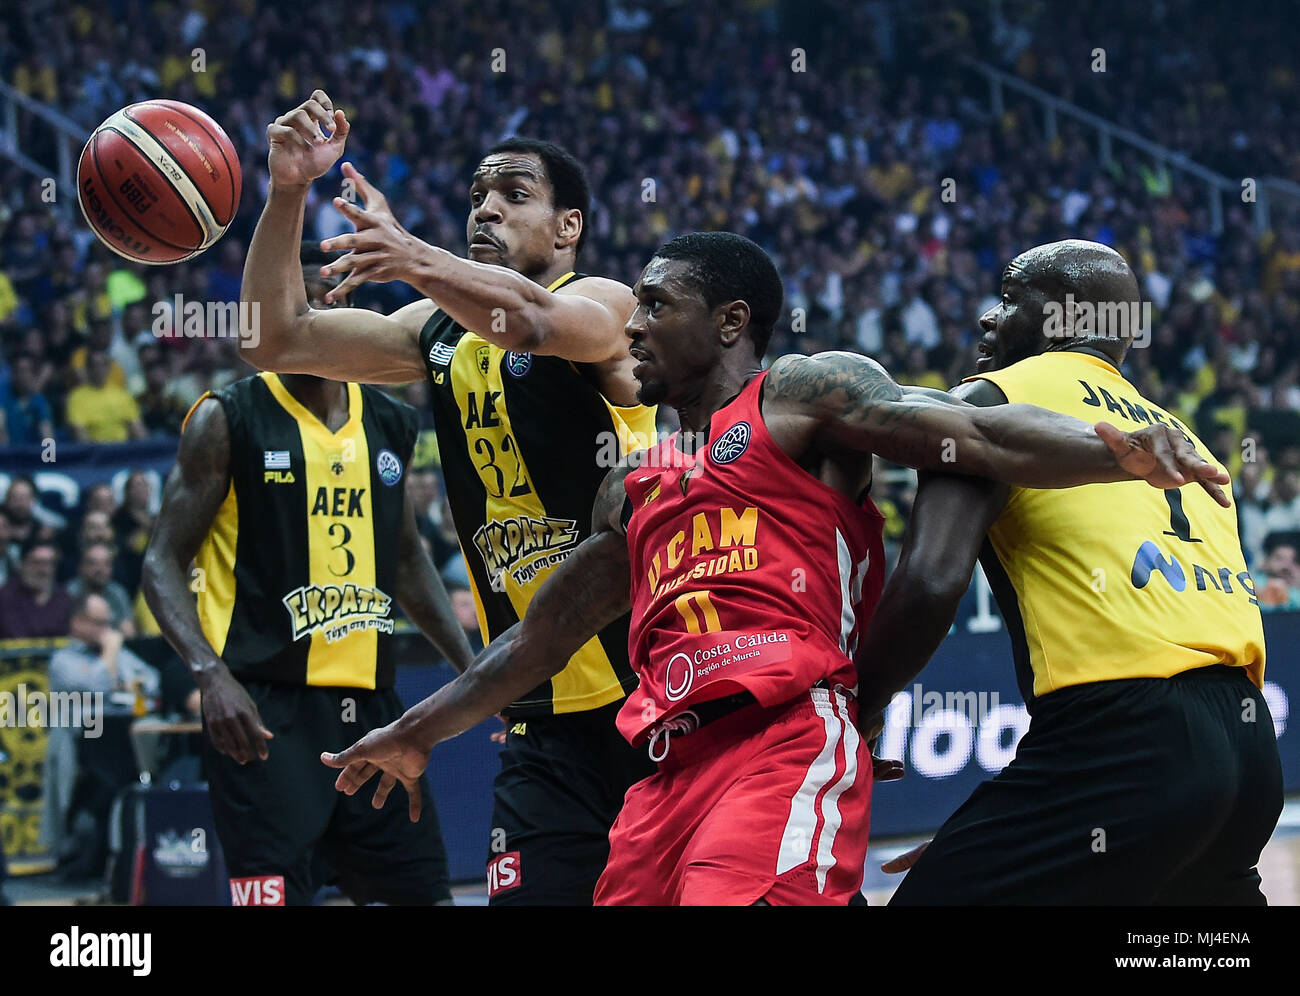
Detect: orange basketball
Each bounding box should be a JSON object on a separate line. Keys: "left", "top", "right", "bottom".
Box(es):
{"left": 77, "top": 99, "right": 241, "bottom": 264}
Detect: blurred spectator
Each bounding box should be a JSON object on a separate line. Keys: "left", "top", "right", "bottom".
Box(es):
{"left": 1236, "top": 458, "right": 1272, "bottom": 569}
{"left": 1255, "top": 534, "right": 1300, "bottom": 612}
{"left": 1262, "top": 469, "right": 1300, "bottom": 542}
{"left": 405, "top": 465, "right": 459, "bottom": 567}
{"left": 0, "top": 353, "right": 54, "bottom": 446}
{"left": 43, "top": 590, "right": 159, "bottom": 868}
{"left": 446, "top": 580, "right": 484, "bottom": 655}
{"left": 64, "top": 350, "right": 146, "bottom": 442}
{"left": 112, "top": 470, "right": 157, "bottom": 595}
{"left": 136, "top": 356, "right": 190, "bottom": 436}
{"left": 3, "top": 476, "right": 59, "bottom": 554}
{"left": 0, "top": 536, "right": 71, "bottom": 638}
{"left": 65, "top": 541, "right": 136, "bottom": 637}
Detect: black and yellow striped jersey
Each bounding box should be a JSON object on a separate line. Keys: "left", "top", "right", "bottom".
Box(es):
{"left": 187, "top": 373, "right": 418, "bottom": 690}
{"left": 419, "top": 271, "right": 657, "bottom": 715}
{"left": 968, "top": 351, "right": 1265, "bottom": 703}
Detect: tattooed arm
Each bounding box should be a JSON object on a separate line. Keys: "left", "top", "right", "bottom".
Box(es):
{"left": 764, "top": 352, "right": 1228, "bottom": 501}
{"left": 321, "top": 464, "right": 636, "bottom": 817}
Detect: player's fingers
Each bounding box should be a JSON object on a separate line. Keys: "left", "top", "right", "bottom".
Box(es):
{"left": 341, "top": 162, "right": 384, "bottom": 209}
{"left": 220, "top": 715, "right": 256, "bottom": 765}
{"left": 309, "top": 89, "right": 334, "bottom": 113}
{"left": 299, "top": 98, "right": 333, "bottom": 138}
{"left": 320, "top": 743, "right": 361, "bottom": 769}
{"left": 880, "top": 841, "right": 930, "bottom": 874}
{"left": 330, "top": 109, "right": 350, "bottom": 145}
{"left": 239, "top": 710, "right": 271, "bottom": 761}
{"left": 206, "top": 724, "right": 233, "bottom": 761}
{"left": 403, "top": 776, "right": 423, "bottom": 823}
{"left": 872, "top": 758, "right": 905, "bottom": 782}
{"left": 318, "top": 234, "right": 358, "bottom": 256}
{"left": 326, "top": 255, "right": 383, "bottom": 302}
{"left": 280, "top": 108, "right": 327, "bottom": 145}
{"left": 332, "top": 759, "right": 378, "bottom": 795}
{"left": 266, "top": 123, "right": 313, "bottom": 151}
{"left": 372, "top": 772, "right": 396, "bottom": 809}
{"left": 1148, "top": 427, "right": 1186, "bottom": 486}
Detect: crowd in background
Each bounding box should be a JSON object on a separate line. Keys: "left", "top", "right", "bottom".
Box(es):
{"left": 0, "top": 0, "right": 1298, "bottom": 612}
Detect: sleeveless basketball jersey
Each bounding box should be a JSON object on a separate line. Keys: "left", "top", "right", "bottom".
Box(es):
{"left": 419, "top": 271, "right": 657, "bottom": 716}
{"left": 620, "top": 371, "right": 885, "bottom": 745}
{"left": 187, "top": 373, "right": 417, "bottom": 690}
{"left": 969, "top": 351, "right": 1265, "bottom": 703}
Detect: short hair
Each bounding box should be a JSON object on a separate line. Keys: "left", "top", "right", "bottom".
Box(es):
{"left": 483, "top": 138, "right": 591, "bottom": 254}
{"left": 20, "top": 534, "right": 58, "bottom": 562}
{"left": 70, "top": 589, "right": 110, "bottom": 620}
{"left": 652, "top": 232, "right": 784, "bottom": 358}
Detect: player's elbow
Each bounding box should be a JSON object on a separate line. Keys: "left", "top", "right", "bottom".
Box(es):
{"left": 894, "top": 557, "right": 971, "bottom": 612}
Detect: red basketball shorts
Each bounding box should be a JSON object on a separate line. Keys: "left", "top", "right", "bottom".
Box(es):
{"left": 594, "top": 684, "right": 871, "bottom": 906}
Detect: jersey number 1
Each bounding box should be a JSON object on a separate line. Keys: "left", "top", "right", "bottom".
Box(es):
{"left": 674, "top": 590, "right": 721, "bottom": 634}
{"left": 1162, "top": 489, "right": 1202, "bottom": 544}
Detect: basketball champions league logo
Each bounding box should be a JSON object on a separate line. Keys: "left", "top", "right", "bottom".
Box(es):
{"left": 710, "top": 422, "right": 751, "bottom": 465}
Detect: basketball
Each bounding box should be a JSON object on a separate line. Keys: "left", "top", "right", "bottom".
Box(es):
{"left": 76, "top": 99, "right": 240, "bottom": 265}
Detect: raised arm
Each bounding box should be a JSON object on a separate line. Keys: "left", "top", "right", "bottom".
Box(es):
{"left": 765, "top": 352, "right": 1228, "bottom": 502}
{"left": 321, "top": 464, "right": 636, "bottom": 818}
{"left": 240, "top": 90, "right": 431, "bottom": 383}
{"left": 855, "top": 379, "right": 1011, "bottom": 720}
{"left": 141, "top": 398, "right": 273, "bottom": 763}
{"left": 316, "top": 164, "right": 639, "bottom": 404}
{"left": 393, "top": 491, "right": 476, "bottom": 674}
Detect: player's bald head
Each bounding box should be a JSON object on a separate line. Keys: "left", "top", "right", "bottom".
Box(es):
{"left": 1007, "top": 240, "right": 1140, "bottom": 362}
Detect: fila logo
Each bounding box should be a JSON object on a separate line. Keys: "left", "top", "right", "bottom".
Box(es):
{"left": 486, "top": 851, "right": 522, "bottom": 897}
{"left": 230, "top": 874, "right": 285, "bottom": 906}
{"left": 263, "top": 470, "right": 295, "bottom": 484}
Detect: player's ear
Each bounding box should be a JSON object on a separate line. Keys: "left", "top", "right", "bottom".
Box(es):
{"left": 555, "top": 207, "right": 582, "bottom": 252}
{"left": 718, "top": 300, "right": 750, "bottom": 347}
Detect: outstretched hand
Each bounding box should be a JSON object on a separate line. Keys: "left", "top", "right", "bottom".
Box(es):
{"left": 1095, "top": 422, "right": 1229, "bottom": 507}
{"left": 266, "top": 90, "right": 350, "bottom": 188}
{"left": 321, "top": 720, "right": 430, "bottom": 822}
{"left": 319, "top": 162, "right": 428, "bottom": 302}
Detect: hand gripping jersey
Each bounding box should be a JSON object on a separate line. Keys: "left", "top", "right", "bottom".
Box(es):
{"left": 619, "top": 371, "right": 885, "bottom": 745}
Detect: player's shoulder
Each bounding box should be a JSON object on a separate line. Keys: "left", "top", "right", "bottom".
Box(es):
{"left": 555, "top": 274, "right": 634, "bottom": 306}
{"left": 766, "top": 351, "right": 894, "bottom": 404}
{"left": 950, "top": 376, "right": 1008, "bottom": 407}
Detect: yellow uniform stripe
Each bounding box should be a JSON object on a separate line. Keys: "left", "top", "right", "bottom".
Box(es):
{"left": 195, "top": 480, "right": 238, "bottom": 655}
{"left": 450, "top": 271, "right": 654, "bottom": 713}
{"left": 263, "top": 375, "right": 379, "bottom": 688}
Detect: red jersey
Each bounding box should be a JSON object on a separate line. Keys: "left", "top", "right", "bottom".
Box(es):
{"left": 619, "top": 371, "right": 885, "bottom": 745}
